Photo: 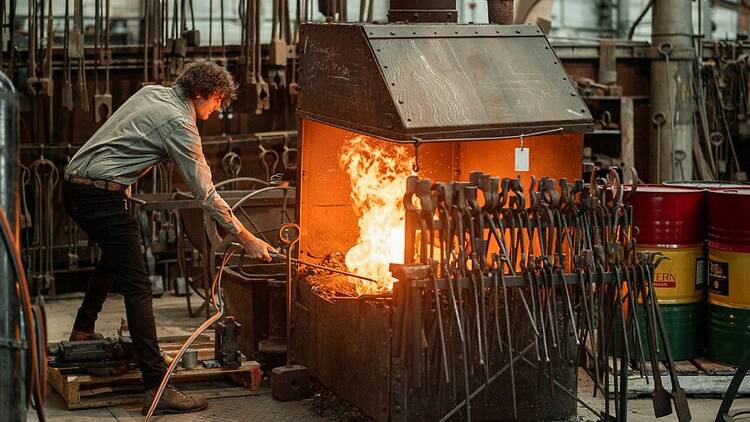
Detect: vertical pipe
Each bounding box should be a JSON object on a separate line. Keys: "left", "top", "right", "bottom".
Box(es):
{"left": 616, "top": 0, "right": 629, "bottom": 38}
{"left": 701, "top": 0, "right": 712, "bottom": 41}
{"left": 0, "top": 72, "right": 22, "bottom": 421}
{"left": 598, "top": 0, "right": 615, "bottom": 35}
{"left": 487, "top": 0, "right": 513, "bottom": 24}
{"left": 650, "top": 0, "right": 694, "bottom": 181}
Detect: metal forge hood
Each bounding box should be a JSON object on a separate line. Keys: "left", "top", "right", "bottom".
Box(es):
{"left": 298, "top": 22, "right": 593, "bottom": 141}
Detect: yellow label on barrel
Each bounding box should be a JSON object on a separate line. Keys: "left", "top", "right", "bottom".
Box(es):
{"left": 708, "top": 248, "right": 750, "bottom": 309}
{"left": 636, "top": 245, "right": 705, "bottom": 304}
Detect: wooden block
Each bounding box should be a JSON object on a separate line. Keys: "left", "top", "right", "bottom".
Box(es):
{"left": 693, "top": 357, "right": 736, "bottom": 376}
{"left": 642, "top": 361, "right": 668, "bottom": 375}
{"left": 160, "top": 346, "right": 215, "bottom": 362}
{"left": 622, "top": 373, "right": 750, "bottom": 398}
{"left": 673, "top": 360, "right": 700, "bottom": 375}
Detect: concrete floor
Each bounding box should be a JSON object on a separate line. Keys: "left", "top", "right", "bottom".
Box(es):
{"left": 28, "top": 291, "right": 750, "bottom": 421}
{"left": 575, "top": 368, "right": 750, "bottom": 421}
{"left": 30, "top": 292, "right": 324, "bottom": 422}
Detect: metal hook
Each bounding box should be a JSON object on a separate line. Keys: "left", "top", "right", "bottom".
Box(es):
{"left": 651, "top": 112, "right": 666, "bottom": 127}
{"left": 412, "top": 137, "right": 422, "bottom": 173}
{"left": 657, "top": 42, "right": 673, "bottom": 56}
{"left": 279, "top": 222, "right": 301, "bottom": 246}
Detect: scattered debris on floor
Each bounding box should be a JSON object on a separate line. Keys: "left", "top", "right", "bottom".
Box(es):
{"left": 310, "top": 383, "right": 371, "bottom": 422}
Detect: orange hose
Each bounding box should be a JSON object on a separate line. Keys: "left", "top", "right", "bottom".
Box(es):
{"left": 143, "top": 245, "right": 240, "bottom": 421}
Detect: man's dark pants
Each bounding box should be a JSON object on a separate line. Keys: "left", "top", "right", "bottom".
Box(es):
{"left": 62, "top": 180, "right": 166, "bottom": 388}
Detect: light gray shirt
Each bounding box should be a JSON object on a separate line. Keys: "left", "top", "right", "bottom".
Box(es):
{"left": 66, "top": 84, "right": 243, "bottom": 235}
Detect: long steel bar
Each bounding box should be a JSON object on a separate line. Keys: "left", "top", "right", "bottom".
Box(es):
{"left": 438, "top": 341, "right": 536, "bottom": 422}
{"left": 408, "top": 270, "right": 631, "bottom": 290}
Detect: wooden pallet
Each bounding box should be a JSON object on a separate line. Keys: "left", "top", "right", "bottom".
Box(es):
{"left": 603, "top": 357, "right": 738, "bottom": 377}
{"left": 603, "top": 357, "right": 748, "bottom": 398}
{"left": 47, "top": 336, "right": 261, "bottom": 410}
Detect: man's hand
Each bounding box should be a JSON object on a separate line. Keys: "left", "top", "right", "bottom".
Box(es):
{"left": 237, "top": 229, "right": 278, "bottom": 261}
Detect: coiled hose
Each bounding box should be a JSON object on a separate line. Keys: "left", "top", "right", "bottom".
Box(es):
{"left": 0, "top": 208, "right": 46, "bottom": 421}
{"left": 143, "top": 243, "right": 241, "bottom": 421}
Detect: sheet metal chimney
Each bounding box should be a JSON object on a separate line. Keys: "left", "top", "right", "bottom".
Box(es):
{"left": 488, "top": 0, "right": 514, "bottom": 24}
{"left": 388, "top": 0, "right": 457, "bottom": 23}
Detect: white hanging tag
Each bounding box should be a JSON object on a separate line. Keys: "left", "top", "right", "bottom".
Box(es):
{"left": 515, "top": 134, "right": 529, "bottom": 172}
{"left": 515, "top": 148, "right": 529, "bottom": 172}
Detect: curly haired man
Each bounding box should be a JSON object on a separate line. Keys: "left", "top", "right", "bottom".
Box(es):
{"left": 62, "top": 60, "right": 275, "bottom": 414}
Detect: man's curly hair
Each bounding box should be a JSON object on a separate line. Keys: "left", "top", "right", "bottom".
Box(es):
{"left": 175, "top": 60, "right": 237, "bottom": 107}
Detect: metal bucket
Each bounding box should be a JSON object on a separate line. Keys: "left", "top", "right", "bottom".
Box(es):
{"left": 628, "top": 185, "right": 706, "bottom": 359}
{"left": 707, "top": 189, "right": 750, "bottom": 365}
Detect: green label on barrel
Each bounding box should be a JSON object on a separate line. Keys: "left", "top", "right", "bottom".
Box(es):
{"left": 708, "top": 260, "right": 729, "bottom": 296}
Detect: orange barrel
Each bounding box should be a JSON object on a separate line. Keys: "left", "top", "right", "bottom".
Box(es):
{"left": 628, "top": 185, "right": 706, "bottom": 360}
{"left": 707, "top": 189, "right": 750, "bottom": 365}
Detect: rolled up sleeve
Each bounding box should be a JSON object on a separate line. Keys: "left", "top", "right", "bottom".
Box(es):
{"left": 163, "top": 119, "right": 243, "bottom": 235}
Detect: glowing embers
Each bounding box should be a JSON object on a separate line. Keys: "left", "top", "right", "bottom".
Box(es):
{"left": 339, "top": 135, "right": 415, "bottom": 295}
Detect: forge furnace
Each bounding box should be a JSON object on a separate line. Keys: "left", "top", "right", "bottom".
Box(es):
{"left": 292, "top": 20, "right": 593, "bottom": 421}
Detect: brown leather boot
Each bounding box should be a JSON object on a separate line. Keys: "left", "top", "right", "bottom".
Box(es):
{"left": 142, "top": 385, "right": 208, "bottom": 415}
{"left": 68, "top": 329, "right": 103, "bottom": 341}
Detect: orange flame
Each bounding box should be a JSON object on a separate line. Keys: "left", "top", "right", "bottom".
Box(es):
{"left": 339, "top": 135, "right": 415, "bottom": 294}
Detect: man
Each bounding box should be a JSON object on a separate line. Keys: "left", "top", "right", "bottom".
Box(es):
{"left": 62, "top": 60, "right": 275, "bottom": 414}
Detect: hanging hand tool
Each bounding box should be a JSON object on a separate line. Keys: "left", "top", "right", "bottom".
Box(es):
{"left": 184, "top": 0, "right": 200, "bottom": 46}
{"left": 258, "top": 138, "right": 280, "bottom": 181}
{"left": 222, "top": 138, "right": 242, "bottom": 189}
{"left": 492, "top": 253, "right": 517, "bottom": 420}
{"left": 93, "top": 0, "right": 107, "bottom": 122}
{"left": 547, "top": 186, "right": 580, "bottom": 354}
{"left": 465, "top": 184, "right": 490, "bottom": 387}
{"left": 536, "top": 181, "right": 560, "bottom": 354}
{"left": 73, "top": 0, "right": 89, "bottom": 111}
{"left": 165, "top": 0, "right": 186, "bottom": 80}
{"left": 207, "top": 0, "right": 213, "bottom": 59}
{"left": 30, "top": 151, "right": 59, "bottom": 295}
{"left": 509, "top": 178, "right": 543, "bottom": 362}
{"left": 415, "top": 179, "right": 449, "bottom": 384}
{"left": 216, "top": 0, "right": 227, "bottom": 68}
{"left": 269, "top": 0, "right": 288, "bottom": 91}
{"left": 39, "top": 0, "right": 53, "bottom": 92}
{"left": 476, "top": 174, "right": 506, "bottom": 362}
{"left": 462, "top": 185, "right": 490, "bottom": 388}
{"left": 176, "top": 0, "right": 188, "bottom": 57}
{"left": 24, "top": 0, "right": 39, "bottom": 95}
{"left": 39, "top": 0, "right": 54, "bottom": 129}
{"left": 237, "top": 0, "right": 255, "bottom": 113}
{"left": 637, "top": 255, "right": 673, "bottom": 418}
{"left": 20, "top": 165, "right": 34, "bottom": 279}
{"left": 624, "top": 239, "right": 648, "bottom": 381}
{"left": 281, "top": 134, "right": 298, "bottom": 171}
{"left": 473, "top": 172, "right": 539, "bottom": 354}
{"left": 646, "top": 256, "right": 692, "bottom": 422}
{"left": 142, "top": 0, "right": 151, "bottom": 84}
{"left": 0, "top": 1, "right": 4, "bottom": 73}
{"left": 435, "top": 182, "right": 471, "bottom": 418}
{"left": 3, "top": 0, "right": 16, "bottom": 78}
{"left": 526, "top": 178, "right": 552, "bottom": 364}
{"left": 94, "top": 0, "right": 112, "bottom": 121}
{"left": 65, "top": 146, "right": 80, "bottom": 271}
{"left": 254, "top": 0, "right": 270, "bottom": 112}
{"left": 61, "top": 0, "right": 74, "bottom": 111}
{"left": 154, "top": 0, "right": 165, "bottom": 82}
{"left": 288, "top": 0, "right": 300, "bottom": 100}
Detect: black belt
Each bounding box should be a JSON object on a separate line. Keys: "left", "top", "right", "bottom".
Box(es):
{"left": 65, "top": 174, "right": 127, "bottom": 192}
